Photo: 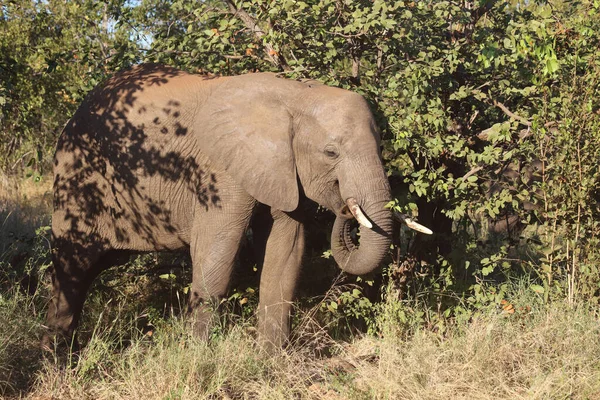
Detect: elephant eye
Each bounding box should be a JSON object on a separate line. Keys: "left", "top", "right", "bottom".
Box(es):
{"left": 324, "top": 145, "right": 339, "bottom": 159}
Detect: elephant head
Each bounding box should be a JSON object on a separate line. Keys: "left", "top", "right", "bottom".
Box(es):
{"left": 196, "top": 73, "right": 397, "bottom": 275}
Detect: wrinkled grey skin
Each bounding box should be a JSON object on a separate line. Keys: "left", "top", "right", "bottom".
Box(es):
{"left": 44, "top": 64, "right": 392, "bottom": 351}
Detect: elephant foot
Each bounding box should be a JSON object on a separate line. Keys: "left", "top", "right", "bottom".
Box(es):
{"left": 257, "top": 319, "right": 289, "bottom": 354}
{"left": 40, "top": 330, "right": 82, "bottom": 367}
{"left": 257, "top": 336, "right": 285, "bottom": 355}
{"left": 188, "top": 301, "right": 218, "bottom": 341}
{"left": 40, "top": 332, "right": 54, "bottom": 353}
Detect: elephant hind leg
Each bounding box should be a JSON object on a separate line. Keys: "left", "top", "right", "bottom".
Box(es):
{"left": 42, "top": 240, "right": 129, "bottom": 352}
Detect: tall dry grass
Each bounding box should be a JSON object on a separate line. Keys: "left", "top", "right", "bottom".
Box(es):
{"left": 342, "top": 301, "right": 600, "bottom": 399}
{"left": 0, "top": 172, "right": 52, "bottom": 264}
{"left": 0, "top": 173, "right": 52, "bottom": 397}
{"left": 5, "top": 290, "right": 596, "bottom": 400}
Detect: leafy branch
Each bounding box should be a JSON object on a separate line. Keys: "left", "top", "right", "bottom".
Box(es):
{"left": 221, "top": 0, "right": 290, "bottom": 71}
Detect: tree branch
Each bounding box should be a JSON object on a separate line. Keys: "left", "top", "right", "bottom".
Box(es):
{"left": 350, "top": 45, "right": 361, "bottom": 83}
{"left": 470, "top": 1, "right": 496, "bottom": 26}
{"left": 461, "top": 166, "right": 483, "bottom": 181}
{"left": 493, "top": 100, "right": 532, "bottom": 127}
{"left": 477, "top": 99, "right": 560, "bottom": 141}
{"left": 222, "top": 0, "right": 290, "bottom": 71}
{"left": 448, "top": 1, "right": 496, "bottom": 42}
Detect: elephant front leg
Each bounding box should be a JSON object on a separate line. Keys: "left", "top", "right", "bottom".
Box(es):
{"left": 257, "top": 210, "right": 305, "bottom": 352}
{"left": 188, "top": 195, "right": 255, "bottom": 340}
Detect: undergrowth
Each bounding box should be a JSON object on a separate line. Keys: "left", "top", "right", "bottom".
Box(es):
{"left": 2, "top": 269, "right": 600, "bottom": 399}
{"left": 2, "top": 176, "right": 600, "bottom": 400}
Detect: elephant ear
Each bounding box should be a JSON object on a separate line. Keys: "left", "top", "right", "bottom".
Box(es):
{"left": 197, "top": 85, "right": 299, "bottom": 212}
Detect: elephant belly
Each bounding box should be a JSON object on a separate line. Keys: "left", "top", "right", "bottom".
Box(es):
{"left": 53, "top": 170, "right": 193, "bottom": 252}
{"left": 107, "top": 179, "right": 193, "bottom": 251}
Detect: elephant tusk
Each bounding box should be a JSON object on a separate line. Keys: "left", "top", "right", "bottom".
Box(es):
{"left": 346, "top": 198, "right": 373, "bottom": 229}
{"left": 393, "top": 211, "right": 433, "bottom": 235}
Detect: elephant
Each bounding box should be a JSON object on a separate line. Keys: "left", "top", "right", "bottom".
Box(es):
{"left": 43, "top": 63, "right": 428, "bottom": 352}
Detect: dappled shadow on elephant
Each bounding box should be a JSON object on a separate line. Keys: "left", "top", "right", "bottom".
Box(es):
{"left": 44, "top": 63, "right": 404, "bottom": 353}
{"left": 53, "top": 64, "right": 222, "bottom": 251}
{"left": 45, "top": 65, "right": 225, "bottom": 349}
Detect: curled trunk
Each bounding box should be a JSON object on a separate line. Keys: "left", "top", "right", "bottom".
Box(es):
{"left": 331, "top": 198, "right": 393, "bottom": 275}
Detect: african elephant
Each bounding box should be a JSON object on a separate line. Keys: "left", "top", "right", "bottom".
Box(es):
{"left": 43, "top": 64, "right": 425, "bottom": 351}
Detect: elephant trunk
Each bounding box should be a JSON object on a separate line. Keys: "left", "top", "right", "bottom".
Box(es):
{"left": 331, "top": 193, "right": 393, "bottom": 276}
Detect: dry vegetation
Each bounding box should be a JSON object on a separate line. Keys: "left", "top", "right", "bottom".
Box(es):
{"left": 7, "top": 287, "right": 600, "bottom": 400}
{"left": 2, "top": 177, "right": 600, "bottom": 400}
{"left": 0, "top": 172, "right": 52, "bottom": 263}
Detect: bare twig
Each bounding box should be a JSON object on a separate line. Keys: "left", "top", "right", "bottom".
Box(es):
{"left": 470, "top": 1, "right": 495, "bottom": 26}
{"left": 351, "top": 49, "right": 360, "bottom": 82}
{"left": 464, "top": 0, "right": 495, "bottom": 39}
{"left": 10, "top": 151, "right": 33, "bottom": 171}
{"left": 332, "top": 0, "right": 362, "bottom": 84}
{"left": 477, "top": 99, "right": 561, "bottom": 141}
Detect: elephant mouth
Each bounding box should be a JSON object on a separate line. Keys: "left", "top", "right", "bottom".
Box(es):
{"left": 339, "top": 217, "right": 359, "bottom": 252}
{"left": 336, "top": 197, "right": 377, "bottom": 254}
{"left": 339, "top": 204, "right": 353, "bottom": 218}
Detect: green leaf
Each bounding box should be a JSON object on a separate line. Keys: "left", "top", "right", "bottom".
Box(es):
{"left": 531, "top": 285, "right": 545, "bottom": 294}
{"left": 546, "top": 57, "right": 559, "bottom": 74}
